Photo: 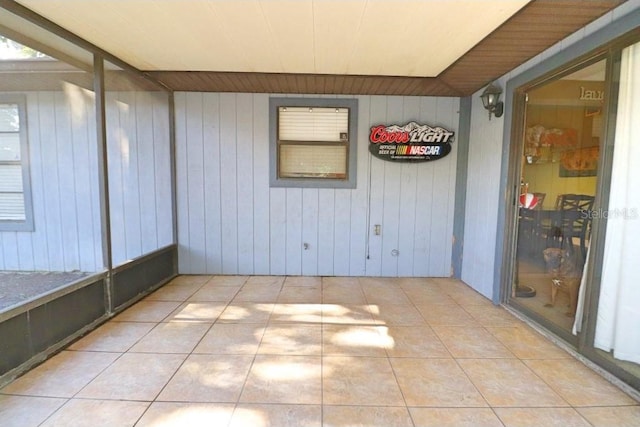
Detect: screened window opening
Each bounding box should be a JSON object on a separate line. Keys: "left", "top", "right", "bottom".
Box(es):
{"left": 0, "top": 101, "right": 30, "bottom": 227}
{"left": 270, "top": 98, "right": 358, "bottom": 188}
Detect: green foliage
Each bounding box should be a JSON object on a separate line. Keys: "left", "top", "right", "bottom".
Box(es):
{"left": 0, "top": 36, "right": 46, "bottom": 59}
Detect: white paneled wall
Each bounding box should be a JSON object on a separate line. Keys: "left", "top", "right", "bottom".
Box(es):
{"left": 176, "top": 93, "right": 459, "bottom": 277}
{"left": 0, "top": 90, "right": 102, "bottom": 272}
{"left": 0, "top": 90, "right": 173, "bottom": 272}
{"left": 105, "top": 91, "right": 173, "bottom": 267}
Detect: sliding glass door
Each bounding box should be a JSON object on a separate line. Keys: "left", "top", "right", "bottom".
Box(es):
{"left": 512, "top": 59, "right": 606, "bottom": 339}
{"left": 507, "top": 37, "right": 640, "bottom": 391}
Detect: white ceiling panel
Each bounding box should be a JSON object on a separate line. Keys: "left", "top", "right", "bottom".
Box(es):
{"left": 16, "top": 0, "right": 530, "bottom": 76}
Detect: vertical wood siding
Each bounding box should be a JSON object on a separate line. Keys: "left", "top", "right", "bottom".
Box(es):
{"left": 0, "top": 91, "right": 101, "bottom": 272}
{"left": 0, "top": 90, "right": 172, "bottom": 272}
{"left": 105, "top": 91, "right": 173, "bottom": 267}
{"left": 176, "top": 93, "right": 460, "bottom": 277}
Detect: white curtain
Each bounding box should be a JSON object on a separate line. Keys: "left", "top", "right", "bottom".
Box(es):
{"left": 594, "top": 41, "right": 640, "bottom": 364}
{"left": 572, "top": 244, "right": 589, "bottom": 335}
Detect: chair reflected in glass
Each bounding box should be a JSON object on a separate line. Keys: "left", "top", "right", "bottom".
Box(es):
{"left": 544, "top": 194, "right": 595, "bottom": 263}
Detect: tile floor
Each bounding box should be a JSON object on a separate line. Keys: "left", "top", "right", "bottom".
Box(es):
{"left": 1, "top": 276, "right": 638, "bottom": 427}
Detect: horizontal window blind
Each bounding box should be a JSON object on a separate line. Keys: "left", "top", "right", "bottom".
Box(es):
{"left": 0, "top": 193, "right": 25, "bottom": 220}
{"left": 279, "top": 107, "right": 348, "bottom": 142}
{"left": 280, "top": 145, "right": 347, "bottom": 178}
{"left": 0, "top": 164, "right": 23, "bottom": 192}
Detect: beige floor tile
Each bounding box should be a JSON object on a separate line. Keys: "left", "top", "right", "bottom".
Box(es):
{"left": 446, "top": 289, "right": 494, "bottom": 306}
{"left": 136, "top": 402, "right": 235, "bottom": 427}
{"left": 145, "top": 282, "right": 203, "bottom": 302}
{"left": 128, "top": 322, "right": 210, "bottom": 353}
{"left": 76, "top": 353, "right": 185, "bottom": 401}
{"left": 240, "top": 355, "right": 322, "bottom": 404}
{"left": 270, "top": 303, "right": 323, "bottom": 323}
{"left": 362, "top": 290, "right": 412, "bottom": 306}
{"left": 382, "top": 326, "right": 451, "bottom": 358}
{"left": 368, "top": 304, "right": 427, "bottom": 326}
{"left": 164, "top": 302, "right": 227, "bottom": 323}
{"left": 577, "top": 405, "right": 640, "bottom": 427}
{"left": 323, "top": 356, "right": 405, "bottom": 406}
{"left": 39, "top": 399, "right": 149, "bottom": 427}
{"left": 258, "top": 324, "right": 322, "bottom": 355}
{"left": 218, "top": 303, "right": 274, "bottom": 323}
{"left": 397, "top": 277, "right": 440, "bottom": 289}
{"left": 6, "top": 274, "right": 640, "bottom": 427}
{"left": 188, "top": 284, "right": 240, "bottom": 302}
{"left": 405, "top": 290, "right": 459, "bottom": 306}
{"left": 234, "top": 285, "right": 282, "bottom": 302}
{"left": 390, "top": 358, "right": 486, "bottom": 407}
{"left": 322, "top": 277, "right": 360, "bottom": 288}
{"left": 435, "top": 279, "right": 481, "bottom": 295}
{"left": 417, "top": 304, "right": 477, "bottom": 326}
{"left": 284, "top": 276, "right": 322, "bottom": 287}
{"left": 361, "top": 285, "right": 412, "bottom": 305}
{"left": 322, "top": 304, "right": 377, "bottom": 325}
{"left": 359, "top": 277, "right": 402, "bottom": 288}
{"left": 231, "top": 404, "right": 321, "bottom": 427}
{"left": 322, "top": 277, "right": 367, "bottom": 304}
{"left": 409, "top": 408, "right": 503, "bottom": 427}
{"left": 0, "top": 395, "right": 66, "bottom": 427}
{"left": 432, "top": 326, "right": 515, "bottom": 358}
{"left": 323, "top": 325, "right": 389, "bottom": 356}
{"left": 323, "top": 405, "right": 413, "bottom": 427}
{"left": 168, "top": 275, "right": 212, "bottom": 286}
{"left": 245, "top": 276, "right": 285, "bottom": 286}
{"left": 113, "top": 301, "right": 182, "bottom": 322}
{"left": 524, "top": 359, "right": 638, "bottom": 406}
{"left": 206, "top": 275, "right": 248, "bottom": 286}
{"left": 458, "top": 358, "right": 568, "bottom": 407}
{"left": 322, "top": 286, "right": 368, "bottom": 304}
{"left": 194, "top": 323, "right": 266, "bottom": 354}
{"left": 1, "top": 351, "right": 119, "bottom": 398}
{"left": 157, "top": 354, "right": 253, "bottom": 403}
{"left": 486, "top": 326, "right": 571, "bottom": 359}
{"left": 494, "top": 407, "right": 592, "bottom": 427}
{"left": 277, "top": 286, "right": 322, "bottom": 303}
{"left": 68, "top": 321, "right": 156, "bottom": 352}
{"left": 462, "top": 304, "right": 522, "bottom": 327}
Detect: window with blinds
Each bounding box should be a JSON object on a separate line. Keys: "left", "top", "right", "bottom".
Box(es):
{"left": 270, "top": 98, "right": 357, "bottom": 188}
{"left": 0, "top": 100, "right": 31, "bottom": 229}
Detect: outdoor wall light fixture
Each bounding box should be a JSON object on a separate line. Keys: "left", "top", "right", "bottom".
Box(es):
{"left": 480, "top": 81, "right": 504, "bottom": 120}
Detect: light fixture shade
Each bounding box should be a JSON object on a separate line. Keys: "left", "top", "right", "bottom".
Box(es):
{"left": 480, "top": 82, "right": 504, "bottom": 119}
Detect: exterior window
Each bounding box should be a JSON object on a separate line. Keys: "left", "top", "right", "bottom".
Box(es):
{"left": 270, "top": 98, "right": 358, "bottom": 188}
{"left": 0, "top": 97, "right": 33, "bottom": 231}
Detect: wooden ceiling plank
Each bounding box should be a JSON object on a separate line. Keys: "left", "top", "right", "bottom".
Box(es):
{"left": 440, "top": 0, "right": 623, "bottom": 95}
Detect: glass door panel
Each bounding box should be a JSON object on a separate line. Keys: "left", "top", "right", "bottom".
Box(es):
{"left": 513, "top": 59, "right": 606, "bottom": 335}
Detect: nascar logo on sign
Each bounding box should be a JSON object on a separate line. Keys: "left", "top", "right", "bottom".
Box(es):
{"left": 368, "top": 121, "right": 454, "bottom": 162}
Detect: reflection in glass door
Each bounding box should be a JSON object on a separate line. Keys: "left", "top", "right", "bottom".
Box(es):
{"left": 513, "top": 59, "right": 606, "bottom": 336}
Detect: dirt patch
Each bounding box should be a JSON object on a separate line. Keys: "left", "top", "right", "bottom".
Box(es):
{"left": 0, "top": 271, "right": 89, "bottom": 311}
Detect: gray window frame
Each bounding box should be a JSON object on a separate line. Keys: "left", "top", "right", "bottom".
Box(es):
{"left": 269, "top": 97, "right": 358, "bottom": 189}
{"left": 0, "top": 94, "right": 34, "bottom": 231}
